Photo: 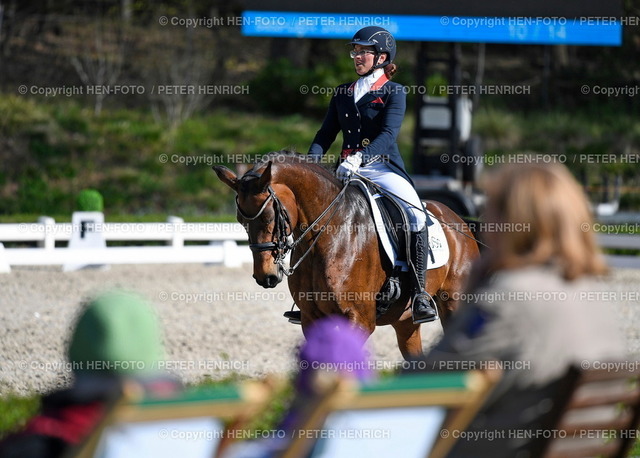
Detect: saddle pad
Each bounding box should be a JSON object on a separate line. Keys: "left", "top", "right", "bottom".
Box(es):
{"left": 351, "top": 180, "right": 449, "bottom": 271}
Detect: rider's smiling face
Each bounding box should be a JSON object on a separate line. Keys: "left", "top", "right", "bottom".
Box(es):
{"left": 352, "top": 45, "right": 385, "bottom": 76}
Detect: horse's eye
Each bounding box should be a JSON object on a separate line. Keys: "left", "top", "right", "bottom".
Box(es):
{"left": 262, "top": 214, "right": 275, "bottom": 224}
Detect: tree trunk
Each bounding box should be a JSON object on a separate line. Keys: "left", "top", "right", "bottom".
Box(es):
{"left": 121, "top": 0, "right": 132, "bottom": 23}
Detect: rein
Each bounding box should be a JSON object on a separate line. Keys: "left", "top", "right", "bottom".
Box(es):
{"left": 236, "top": 183, "right": 350, "bottom": 276}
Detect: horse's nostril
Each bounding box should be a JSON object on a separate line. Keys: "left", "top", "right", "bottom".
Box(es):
{"left": 265, "top": 274, "right": 280, "bottom": 288}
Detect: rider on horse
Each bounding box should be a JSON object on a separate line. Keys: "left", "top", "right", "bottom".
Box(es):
{"left": 299, "top": 26, "right": 438, "bottom": 324}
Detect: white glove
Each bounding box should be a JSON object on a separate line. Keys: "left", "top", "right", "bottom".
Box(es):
{"left": 336, "top": 152, "right": 363, "bottom": 182}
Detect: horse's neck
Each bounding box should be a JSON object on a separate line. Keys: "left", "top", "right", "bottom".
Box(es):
{"left": 284, "top": 168, "right": 369, "bottom": 234}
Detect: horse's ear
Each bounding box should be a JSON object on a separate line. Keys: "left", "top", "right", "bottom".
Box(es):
{"left": 256, "top": 161, "right": 272, "bottom": 192}
{"left": 212, "top": 166, "right": 238, "bottom": 191}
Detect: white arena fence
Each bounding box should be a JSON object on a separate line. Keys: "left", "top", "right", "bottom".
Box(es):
{"left": 597, "top": 234, "right": 640, "bottom": 269}
{"left": 0, "top": 215, "right": 255, "bottom": 273}
{"left": 0, "top": 216, "right": 638, "bottom": 272}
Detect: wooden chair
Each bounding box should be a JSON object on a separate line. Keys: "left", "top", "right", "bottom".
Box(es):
{"left": 70, "top": 378, "right": 278, "bottom": 458}
{"left": 541, "top": 362, "right": 640, "bottom": 458}
{"left": 278, "top": 370, "right": 500, "bottom": 458}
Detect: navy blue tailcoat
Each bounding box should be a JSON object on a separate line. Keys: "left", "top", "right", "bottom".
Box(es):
{"left": 308, "top": 75, "right": 411, "bottom": 181}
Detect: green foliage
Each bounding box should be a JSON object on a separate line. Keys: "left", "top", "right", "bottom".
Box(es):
{"left": 249, "top": 58, "right": 308, "bottom": 115}
{"left": 0, "top": 95, "right": 50, "bottom": 136}
{"left": 249, "top": 58, "right": 306, "bottom": 113}
{"left": 472, "top": 107, "right": 521, "bottom": 150}
{"left": 620, "top": 193, "right": 640, "bottom": 211}
{"left": 425, "top": 73, "right": 449, "bottom": 97}
{"left": 249, "top": 56, "right": 355, "bottom": 115}
{"left": 12, "top": 176, "right": 70, "bottom": 215}
{"left": 29, "top": 135, "right": 71, "bottom": 160}
{"left": 77, "top": 189, "right": 104, "bottom": 212}
{"left": 0, "top": 394, "right": 40, "bottom": 438}
{"left": 55, "top": 104, "right": 90, "bottom": 135}
{"left": 473, "top": 106, "right": 640, "bottom": 210}
{"left": 632, "top": 436, "right": 640, "bottom": 458}
{"left": 2, "top": 94, "right": 640, "bottom": 215}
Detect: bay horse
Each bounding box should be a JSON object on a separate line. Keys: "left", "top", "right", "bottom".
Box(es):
{"left": 213, "top": 151, "right": 479, "bottom": 359}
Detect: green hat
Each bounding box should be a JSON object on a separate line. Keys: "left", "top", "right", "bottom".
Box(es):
{"left": 68, "top": 290, "right": 164, "bottom": 375}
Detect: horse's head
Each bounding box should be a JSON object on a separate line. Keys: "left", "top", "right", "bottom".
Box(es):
{"left": 213, "top": 161, "right": 296, "bottom": 288}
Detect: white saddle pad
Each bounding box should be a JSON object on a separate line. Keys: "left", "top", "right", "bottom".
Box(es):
{"left": 351, "top": 180, "right": 450, "bottom": 271}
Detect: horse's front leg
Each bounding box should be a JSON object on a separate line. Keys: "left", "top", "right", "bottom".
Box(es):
{"left": 340, "top": 302, "right": 376, "bottom": 337}
{"left": 391, "top": 316, "right": 424, "bottom": 360}
{"left": 327, "top": 255, "right": 381, "bottom": 338}
{"left": 298, "top": 299, "right": 375, "bottom": 340}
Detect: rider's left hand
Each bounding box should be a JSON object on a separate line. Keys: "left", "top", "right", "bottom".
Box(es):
{"left": 336, "top": 152, "right": 363, "bottom": 182}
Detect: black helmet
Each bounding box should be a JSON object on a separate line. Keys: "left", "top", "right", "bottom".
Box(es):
{"left": 349, "top": 26, "right": 396, "bottom": 68}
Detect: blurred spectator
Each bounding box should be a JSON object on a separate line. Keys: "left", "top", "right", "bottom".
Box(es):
{"left": 0, "top": 289, "right": 179, "bottom": 458}
{"left": 294, "top": 315, "right": 374, "bottom": 395}
{"left": 223, "top": 315, "right": 374, "bottom": 458}
{"left": 422, "top": 161, "right": 627, "bottom": 456}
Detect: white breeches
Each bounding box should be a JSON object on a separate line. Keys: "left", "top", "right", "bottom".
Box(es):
{"left": 357, "top": 161, "right": 426, "bottom": 232}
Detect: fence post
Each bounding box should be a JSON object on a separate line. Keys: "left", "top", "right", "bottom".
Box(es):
{"left": 37, "top": 216, "right": 56, "bottom": 250}
{"left": 167, "top": 216, "right": 184, "bottom": 248}
{"left": 0, "top": 243, "right": 10, "bottom": 273}
{"left": 63, "top": 211, "right": 107, "bottom": 272}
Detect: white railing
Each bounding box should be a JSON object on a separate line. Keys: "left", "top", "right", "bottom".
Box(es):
{"left": 597, "top": 234, "right": 640, "bottom": 269}
{"left": 1, "top": 217, "right": 639, "bottom": 272}
{"left": 0, "top": 215, "right": 254, "bottom": 272}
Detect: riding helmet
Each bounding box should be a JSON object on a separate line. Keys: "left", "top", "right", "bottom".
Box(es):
{"left": 349, "top": 26, "right": 396, "bottom": 68}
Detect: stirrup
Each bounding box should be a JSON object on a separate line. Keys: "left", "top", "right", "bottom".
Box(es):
{"left": 376, "top": 271, "right": 402, "bottom": 317}
{"left": 283, "top": 309, "right": 301, "bottom": 325}
{"left": 411, "top": 292, "right": 439, "bottom": 324}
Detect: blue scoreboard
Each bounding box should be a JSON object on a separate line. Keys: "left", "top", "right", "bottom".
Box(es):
{"left": 240, "top": 1, "right": 623, "bottom": 46}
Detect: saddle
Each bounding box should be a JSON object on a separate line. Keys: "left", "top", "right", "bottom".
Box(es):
{"left": 350, "top": 179, "right": 449, "bottom": 317}
{"left": 376, "top": 191, "right": 436, "bottom": 267}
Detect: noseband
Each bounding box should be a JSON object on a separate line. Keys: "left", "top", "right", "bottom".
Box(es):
{"left": 236, "top": 182, "right": 350, "bottom": 276}
{"left": 236, "top": 186, "right": 293, "bottom": 261}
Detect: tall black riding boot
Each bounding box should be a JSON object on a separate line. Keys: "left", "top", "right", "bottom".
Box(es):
{"left": 410, "top": 227, "right": 439, "bottom": 324}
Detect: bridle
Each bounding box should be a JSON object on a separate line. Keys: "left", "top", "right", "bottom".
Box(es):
{"left": 236, "top": 183, "right": 350, "bottom": 276}
{"left": 236, "top": 186, "right": 293, "bottom": 261}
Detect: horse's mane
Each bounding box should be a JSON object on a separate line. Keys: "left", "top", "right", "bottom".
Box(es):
{"left": 246, "top": 149, "right": 340, "bottom": 186}
{"left": 253, "top": 149, "right": 302, "bottom": 166}
{"left": 258, "top": 150, "right": 368, "bottom": 211}
{"left": 241, "top": 149, "right": 371, "bottom": 241}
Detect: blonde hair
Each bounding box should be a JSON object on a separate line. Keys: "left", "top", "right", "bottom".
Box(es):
{"left": 480, "top": 161, "right": 607, "bottom": 280}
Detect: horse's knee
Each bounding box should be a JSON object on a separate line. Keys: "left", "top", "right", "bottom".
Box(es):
{"left": 340, "top": 307, "right": 375, "bottom": 336}
{"left": 436, "top": 300, "right": 456, "bottom": 323}
{"left": 351, "top": 317, "right": 375, "bottom": 337}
